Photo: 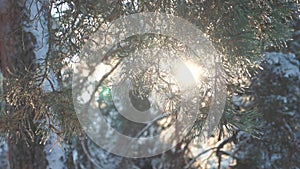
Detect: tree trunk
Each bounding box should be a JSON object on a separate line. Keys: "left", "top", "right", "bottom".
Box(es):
{"left": 0, "top": 0, "right": 47, "bottom": 168}
{"left": 8, "top": 139, "right": 47, "bottom": 169}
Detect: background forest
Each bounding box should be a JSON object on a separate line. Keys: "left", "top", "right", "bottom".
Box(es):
{"left": 0, "top": 0, "right": 299, "bottom": 169}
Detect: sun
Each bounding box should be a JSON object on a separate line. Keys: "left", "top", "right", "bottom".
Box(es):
{"left": 174, "top": 60, "right": 203, "bottom": 88}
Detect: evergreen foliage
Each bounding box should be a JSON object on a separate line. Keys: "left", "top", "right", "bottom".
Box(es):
{"left": 234, "top": 12, "right": 300, "bottom": 169}
{"left": 0, "top": 0, "right": 299, "bottom": 168}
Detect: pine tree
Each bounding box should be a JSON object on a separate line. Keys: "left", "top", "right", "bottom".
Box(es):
{"left": 0, "top": 1, "right": 47, "bottom": 168}
{"left": 234, "top": 7, "right": 300, "bottom": 169}
{"left": 0, "top": 0, "right": 298, "bottom": 168}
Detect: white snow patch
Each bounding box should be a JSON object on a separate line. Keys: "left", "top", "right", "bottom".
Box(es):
{"left": 265, "top": 52, "right": 300, "bottom": 79}
{"left": 44, "top": 133, "right": 66, "bottom": 169}
{"left": 25, "top": 0, "right": 60, "bottom": 91}
{"left": 0, "top": 0, "right": 7, "bottom": 12}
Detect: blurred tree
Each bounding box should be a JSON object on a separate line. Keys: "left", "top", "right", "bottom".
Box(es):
{"left": 234, "top": 10, "right": 300, "bottom": 169}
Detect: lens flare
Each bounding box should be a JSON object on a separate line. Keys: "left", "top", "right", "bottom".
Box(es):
{"left": 174, "top": 61, "right": 203, "bottom": 88}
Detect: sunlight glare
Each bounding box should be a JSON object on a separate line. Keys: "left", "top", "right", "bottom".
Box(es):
{"left": 174, "top": 61, "right": 203, "bottom": 88}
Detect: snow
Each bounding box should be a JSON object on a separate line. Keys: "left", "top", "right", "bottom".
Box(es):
{"left": 24, "top": 1, "right": 66, "bottom": 168}
{"left": 0, "top": 71, "right": 4, "bottom": 113}
{"left": 0, "top": 6, "right": 8, "bottom": 166}
{"left": 51, "top": 1, "right": 70, "bottom": 18}
{"left": 25, "top": 0, "right": 60, "bottom": 92}
{"left": 0, "top": 71, "right": 8, "bottom": 169}
{"left": 0, "top": 140, "right": 8, "bottom": 168}
{"left": 188, "top": 135, "right": 236, "bottom": 169}
{"left": 265, "top": 52, "right": 300, "bottom": 79}
{"left": 0, "top": 0, "right": 7, "bottom": 12}
{"left": 232, "top": 94, "right": 242, "bottom": 107}
{"left": 44, "top": 134, "right": 66, "bottom": 169}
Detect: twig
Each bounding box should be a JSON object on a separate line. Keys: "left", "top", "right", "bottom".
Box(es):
{"left": 83, "top": 59, "right": 122, "bottom": 113}
{"left": 184, "top": 147, "right": 217, "bottom": 169}
{"left": 184, "top": 132, "right": 238, "bottom": 169}
{"left": 135, "top": 112, "right": 172, "bottom": 138}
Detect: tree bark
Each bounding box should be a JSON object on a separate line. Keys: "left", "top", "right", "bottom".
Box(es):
{"left": 0, "top": 0, "right": 47, "bottom": 168}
